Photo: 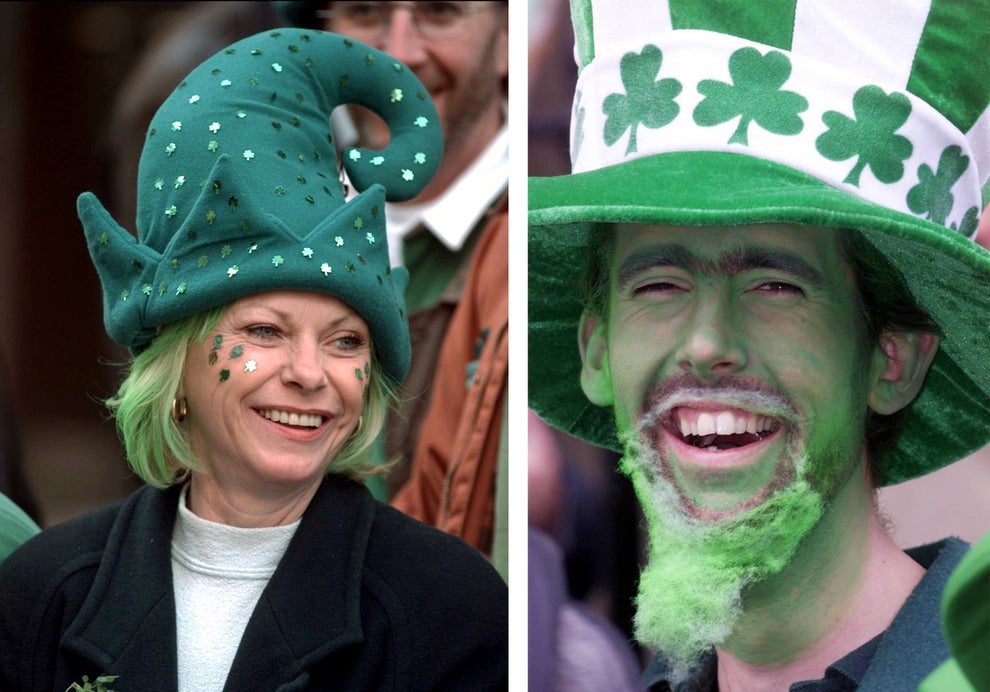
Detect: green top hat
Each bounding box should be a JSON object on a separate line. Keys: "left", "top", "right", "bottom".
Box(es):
{"left": 529, "top": 0, "right": 990, "bottom": 485}
{"left": 80, "top": 28, "right": 443, "bottom": 385}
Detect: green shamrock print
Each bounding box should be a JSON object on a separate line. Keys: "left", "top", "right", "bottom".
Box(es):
{"left": 602, "top": 44, "right": 681, "bottom": 155}
{"left": 693, "top": 47, "right": 808, "bottom": 146}
{"left": 816, "top": 85, "right": 912, "bottom": 187}
{"left": 907, "top": 145, "right": 971, "bottom": 227}
{"left": 952, "top": 207, "right": 980, "bottom": 237}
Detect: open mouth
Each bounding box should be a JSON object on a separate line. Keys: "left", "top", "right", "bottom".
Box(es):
{"left": 258, "top": 408, "right": 325, "bottom": 429}
{"left": 668, "top": 406, "right": 779, "bottom": 451}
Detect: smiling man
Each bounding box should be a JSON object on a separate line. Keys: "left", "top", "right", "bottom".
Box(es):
{"left": 529, "top": 2, "right": 990, "bottom": 690}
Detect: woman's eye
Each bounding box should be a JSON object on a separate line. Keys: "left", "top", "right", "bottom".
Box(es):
{"left": 332, "top": 334, "right": 365, "bottom": 351}
{"left": 247, "top": 324, "right": 278, "bottom": 339}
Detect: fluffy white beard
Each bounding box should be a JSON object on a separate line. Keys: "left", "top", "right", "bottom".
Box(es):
{"left": 618, "top": 406, "right": 825, "bottom": 685}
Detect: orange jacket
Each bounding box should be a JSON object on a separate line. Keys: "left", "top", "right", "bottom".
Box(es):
{"left": 391, "top": 203, "right": 508, "bottom": 556}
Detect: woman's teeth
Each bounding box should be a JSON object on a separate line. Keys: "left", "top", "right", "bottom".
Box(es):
{"left": 259, "top": 409, "right": 323, "bottom": 428}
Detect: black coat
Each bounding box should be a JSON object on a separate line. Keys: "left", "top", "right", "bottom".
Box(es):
{"left": 0, "top": 475, "right": 508, "bottom": 691}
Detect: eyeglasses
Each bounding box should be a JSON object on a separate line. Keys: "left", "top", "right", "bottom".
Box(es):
{"left": 318, "top": 2, "right": 496, "bottom": 41}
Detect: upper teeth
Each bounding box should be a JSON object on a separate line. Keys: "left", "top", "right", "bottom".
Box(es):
{"left": 260, "top": 409, "right": 324, "bottom": 428}
{"left": 676, "top": 410, "right": 774, "bottom": 437}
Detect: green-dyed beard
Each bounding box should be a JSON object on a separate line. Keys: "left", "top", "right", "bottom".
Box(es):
{"left": 618, "top": 419, "right": 826, "bottom": 685}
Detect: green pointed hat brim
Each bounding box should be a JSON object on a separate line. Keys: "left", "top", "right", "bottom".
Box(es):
{"left": 82, "top": 172, "right": 411, "bottom": 384}
{"left": 529, "top": 151, "right": 990, "bottom": 486}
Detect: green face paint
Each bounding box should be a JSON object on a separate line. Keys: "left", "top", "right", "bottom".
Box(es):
{"left": 230, "top": 345, "right": 243, "bottom": 359}
{"left": 208, "top": 351, "right": 218, "bottom": 366}
{"left": 212, "top": 335, "right": 224, "bottom": 350}
{"left": 593, "top": 224, "right": 878, "bottom": 682}
{"left": 354, "top": 367, "right": 363, "bottom": 381}
{"left": 219, "top": 369, "right": 230, "bottom": 382}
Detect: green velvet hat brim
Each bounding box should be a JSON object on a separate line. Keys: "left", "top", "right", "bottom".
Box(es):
{"left": 529, "top": 150, "right": 990, "bottom": 486}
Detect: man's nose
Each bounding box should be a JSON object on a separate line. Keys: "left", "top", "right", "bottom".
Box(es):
{"left": 674, "top": 287, "right": 748, "bottom": 378}
{"left": 376, "top": 6, "right": 429, "bottom": 69}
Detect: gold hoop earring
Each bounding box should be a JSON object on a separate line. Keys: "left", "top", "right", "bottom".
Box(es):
{"left": 171, "top": 396, "right": 188, "bottom": 423}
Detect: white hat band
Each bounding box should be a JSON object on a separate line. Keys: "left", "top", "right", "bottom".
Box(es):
{"left": 571, "top": 30, "right": 983, "bottom": 237}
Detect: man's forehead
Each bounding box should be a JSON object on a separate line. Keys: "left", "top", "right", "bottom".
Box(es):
{"left": 610, "top": 223, "right": 843, "bottom": 268}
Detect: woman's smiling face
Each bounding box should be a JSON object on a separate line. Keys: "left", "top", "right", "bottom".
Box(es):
{"left": 181, "top": 290, "right": 371, "bottom": 499}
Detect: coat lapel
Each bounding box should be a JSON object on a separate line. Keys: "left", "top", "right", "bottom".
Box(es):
{"left": 61, "top": 485, "right": 182, "bottom": 689}
{"left": 222, "top": 476, "right": 376, "bottom": 689}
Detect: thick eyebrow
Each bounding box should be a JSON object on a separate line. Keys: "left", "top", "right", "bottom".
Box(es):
{"left": 616, "top": 243, "right": 826, "bottom": 290}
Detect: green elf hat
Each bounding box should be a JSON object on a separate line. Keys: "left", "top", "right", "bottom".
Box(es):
{"left": 529, "top": 0, "right": 990, "bottom": 485}
{"left": 80, "top": 29, "right": 442, "bottom": 385}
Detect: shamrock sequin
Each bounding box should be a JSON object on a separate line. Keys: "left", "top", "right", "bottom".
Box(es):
{"left": 321, "top": 263, "right": 332, "bottom": 276}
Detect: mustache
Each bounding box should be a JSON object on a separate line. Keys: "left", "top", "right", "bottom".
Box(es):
{"left": 638, "top": 373, "right": 799, "bottom": 426}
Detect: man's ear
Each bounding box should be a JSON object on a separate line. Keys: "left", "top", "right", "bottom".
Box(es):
{"left": 578, "top": 310, "right": 614, "bottom": 407}
{"left": 868, "top": 331, "right": 939, "bottom": 415}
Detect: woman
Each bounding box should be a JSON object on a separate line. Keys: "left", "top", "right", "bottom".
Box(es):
{"left": 0, "top": 29, "right": 507, "bottom": 691}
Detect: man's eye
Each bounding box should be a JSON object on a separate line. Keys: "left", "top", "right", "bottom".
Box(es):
{"left": 632, "top": 280, "right": 683, "bottom": 296}
{"left": 421, "top": 2, "right": 464, "bottom": 24}
{"left": 344, "top": 3, "right": 385, "bottom": 24}
{"left": 754, "top": 281, "right": 803, "bottom": 295}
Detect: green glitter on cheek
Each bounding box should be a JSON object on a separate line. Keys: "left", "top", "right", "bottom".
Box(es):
{"left": 230, "top": 345, "right": 243, "bottom": 359}
{"left": 364, "top": 362, "right": 370, "bottom": 377}
{"left": 213, "top": 335, "right": 224, "bottom": 349}
{"left": 219, "top": 369, "right": 230, "bottom": 382}
{"left": 354, "top": 368, "right": 363, "bottom": 381}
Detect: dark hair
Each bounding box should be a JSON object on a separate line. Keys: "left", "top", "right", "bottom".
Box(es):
{"left": 579, "top": 222, "right": 615, "bottom": 322}
{"left": 579, "top": 224, "right": 938, "bottom": 484}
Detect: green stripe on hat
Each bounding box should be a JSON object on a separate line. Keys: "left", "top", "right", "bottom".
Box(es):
{"left": 669, "top": 0, "right": 797, "bottom": 49}
{"left": 909, "top": 0, "right": 990, "bottom": 132}
{"left": 571, "top": 0, "right": 596, "bottom": 72}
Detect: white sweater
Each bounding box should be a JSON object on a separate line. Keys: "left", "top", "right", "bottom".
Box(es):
{"left": 170, "top": 489, "right": 300, "bottom": 691}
